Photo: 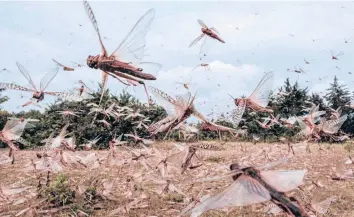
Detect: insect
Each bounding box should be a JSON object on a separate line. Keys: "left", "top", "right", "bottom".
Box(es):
{"left": 287, "top": 67, "right": 308, "bottom": 74}
{"left": 304, "top": 59, "right": 311, "bottom": 64}
{"left": 132, "top": 117, "right": 151, "bottom": 130}
{"left": 198, "top": 96, "right": 246, "bottom": 138}
{"left": 0, "top": 62, "right": 73, "bottom": 107}
{"left": 70, "top": 80, "right": 94, "bottom": 100}
{"left": 175, "top": 82, "right": 195, "bottom": 90}
{"left": 147, "top": 87, "right": 197, "bottom": 138}
{"left": 328, "top": 50, "right": 344, "bottom": 60}
{"left": 149, "top": 87, "right": 240, "bottom": 140}
{"left": 71, "top": 61, "right": 85, "bottom": 68}
{"left": 344, "top": 37, "right": 352, "bottom": 44}
{"left": 124, "top": 128, "right": 154, "bottom": 146}
{"left": 183, "top": 158, "right": 308, "bottom": 217}
{"left": 0, "top": 119, "right": 30, "bottom": 164}
{"left": 234, "top": 71, "right": 274, "bottom": 113}
{"left": 189, "top": 19, "right": 225, "bottom": 60}
{"left": 83, "top": 1, "right": 161, "bottom": 105}
{"left": 7, "top": 116, "right": 39, "bottom": 129}
{"left": 256, "top": 119, "right": 272, "bottom": 129}
{"left": 56, "top": 110, "right": 81, "bottom": 117}
{"left": 192, "top": 63, "right": 211, "bottom": 71}
{"left": 52, "top": 58, "right": 75, "bottom": 71}
{"left": 88, "top": 103, "right": 117, "bottom": 120}
{"left": 328, "top": 107, "right": 342, "bottom": 120}
{"left": 47, "top": 124, "right": 71, "bottom": 150}
{"left": 124, "top": 108, "right": 145, "bottom": 120}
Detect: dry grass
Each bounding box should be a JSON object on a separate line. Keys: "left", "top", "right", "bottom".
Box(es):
{"left": 1, "top": 141, "right": 354, "bottom": 217}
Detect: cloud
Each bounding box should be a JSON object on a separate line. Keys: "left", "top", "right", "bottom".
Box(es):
{"left": 1, "top": 1, "right": 354, "bottom": 115}
{"left": 151, "top": 60, "right": 264, "bottom": 115}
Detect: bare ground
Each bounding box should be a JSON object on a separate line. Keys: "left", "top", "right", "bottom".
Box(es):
{"left": 1, "top": 141, "right": 354, "bottom": 217}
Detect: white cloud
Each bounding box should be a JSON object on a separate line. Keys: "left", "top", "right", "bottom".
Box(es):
{"left": 1, "top": 1, "right": 354, "bottom": 114}
{"left": 151, "top": 60, "right": 264, "bottom": 115}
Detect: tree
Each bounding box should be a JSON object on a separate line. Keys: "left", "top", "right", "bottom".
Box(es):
{"left": 0, "top": 88, "right": 8, "bottom": 109}
{"left": 324, "top": 76, "right": 351, "bottom": 109}
{"left": 0, "top": 89, "right": 9, "bottom": 147}
{"left": 272, "top": 78, "right": 309, "bottom": 118}
{"left": 309, "top": 93, "right": 326, "bottom": 112}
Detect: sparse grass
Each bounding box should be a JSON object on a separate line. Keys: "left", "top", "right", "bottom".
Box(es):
{"left": 167, "top": 192, "right": 184, "bottom": 203}
{"left": 206, "top": 156, "right": 222, "bottom": 163}
{"left": 344, "top": 142, "right": 354, "bottom": 153}
{"left": 39, "top": 173, "right": 76, "bottom": 207}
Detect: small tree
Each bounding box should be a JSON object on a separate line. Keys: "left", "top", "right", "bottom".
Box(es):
{"left": 309, "top": 93, "right": 326, "bottom": 111}
{"left": 324, "top": 76, "right": 351, "bottom": 109}
{"left": 272, "top": 78, "right": 309, "bottom": 117}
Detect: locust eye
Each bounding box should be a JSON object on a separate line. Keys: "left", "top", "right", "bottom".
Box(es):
{"left": 230, "top": 163, "right": 240, "bottom": 171}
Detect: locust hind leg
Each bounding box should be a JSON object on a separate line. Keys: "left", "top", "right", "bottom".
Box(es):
{"left": 8, "top": 148, "right": 15, "bottom": 164}
{"left": 141, "top": 81, "right": 152, "bottom": 106}
{"left": 163, "top": 127, "right": 172, "bottom": 140}
{"left": 8, "top": 148, "right": 12, "bottom": 157}
{"left": 22, "top": 100, "right": 33, "bottom": 107}
{"left": 288, "top": 196, "right": 310, "bottom": 217}
{"left": 11, "top": 153, "right": 14, "bottom": 165}
{"left": 271, "top": 199, "right": 296, "bottom": 217}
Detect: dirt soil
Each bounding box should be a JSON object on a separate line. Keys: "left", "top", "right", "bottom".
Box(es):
{"left": 1, "top": 141, "right": 354, "bottom": 217}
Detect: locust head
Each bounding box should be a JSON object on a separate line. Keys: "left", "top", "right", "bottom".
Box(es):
{"left": 229, "top": 163, "right": 245, "bottom": 180}
{"left": 32, "top": 92, "right": 44, "bottom": 102}
{"left": 235, "top": 98, "right": 245, "bottom": 106}
{"left": 87, "top": 55, "right": 99, "bottom": 69}
{"left": 201, "top": 28, "right": 210, "bottom": 35}
{"left": 230, "top": 163, "right": 241, "bottom": 171}
{"left": 33, "top": 92, "right": 41, "bottom": 98}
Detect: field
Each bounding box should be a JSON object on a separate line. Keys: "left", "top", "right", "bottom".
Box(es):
{"left": 1, "top": 141, "right": 354, "bottom": 217}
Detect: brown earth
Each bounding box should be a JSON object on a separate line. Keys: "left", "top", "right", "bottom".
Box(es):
{"left": 1, "top": 141, "right": 354, "bottom": 217}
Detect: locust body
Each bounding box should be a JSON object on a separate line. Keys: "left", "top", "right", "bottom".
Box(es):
{"left": 231, "top": 165, "right": 309, "bottom": 217}
{"left": 235, "top": 98, "right": 274, "bottom": 113}
{"left": 87, "top": 55, "right": 156, "bottom": 81}
{"left": 201, "top": 28, "right": 225, "bottom": 43}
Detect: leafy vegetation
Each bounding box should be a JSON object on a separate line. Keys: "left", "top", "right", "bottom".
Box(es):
{"left": 0, "top": 76, "right": 353, "bottom": 148}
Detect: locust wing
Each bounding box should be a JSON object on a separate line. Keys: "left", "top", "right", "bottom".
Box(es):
{"left": 149, "top": 86, "right": 178, "bottom": 117}
{"left": 189, "top": 33, "right": 206, "bottom": 48}
{"left": 321, "top": 114, "right": 348, "bottom": 134}
{"left": 248, "top": 71, "right": 274, "bottom": 108}
{"left": 40, "top": 67, "right": 59, "bottom": 92}
{"left": 110, "top": 8, "right": 155, "bottom": 66}
{"left": 183, "top": 175, "right": 271, "bottom": 217}
{"left": 2, "top": 119, "right": 27, "bottom": 141}
{"left": 16, "top": 62, "right": 38, "bottom": 92}
{"left": 260, "top": 170, "right": 307, "bottom": 192}
{"left": 197, "top": 19, "right": 208, "bottom": 29}
{"left": 83, "top": 0, "right": 107, "bottom": 56}
{"left": 229, "top": 99, "right": 246, "bottom": 128}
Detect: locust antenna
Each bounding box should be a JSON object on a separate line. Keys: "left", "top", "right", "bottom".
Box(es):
{"left": 228, "top": 94, "right": 235, "bottom": 100}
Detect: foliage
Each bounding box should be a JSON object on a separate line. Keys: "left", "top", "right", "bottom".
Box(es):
{"left": 0, "top": 76, "right": 354, "bottom": 147}
{"left": 324, "top": 76, "right": 353, "bottom": 134}
{"left": 324, "top": 76, "right": 351, "bottom": 109}
{"left": 0, "top": 89, "right": 9, "bottom": 148}
{"left": 39, "top": 173, "right": 76, "bottom": 207}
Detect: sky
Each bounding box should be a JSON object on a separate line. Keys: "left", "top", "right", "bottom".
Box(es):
{"left": 1, "top": 1, "right": 354, "bottom": 119}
